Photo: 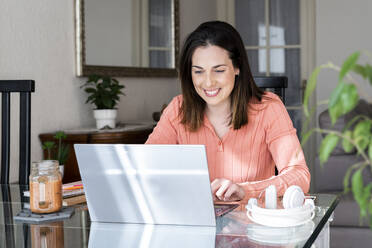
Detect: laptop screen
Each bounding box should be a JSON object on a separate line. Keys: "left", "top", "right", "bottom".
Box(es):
{"left": 75, "top": 144, "right": 217, "bottom": 226}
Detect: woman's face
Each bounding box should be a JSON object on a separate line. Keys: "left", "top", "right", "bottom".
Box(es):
{"left": 191, "top": 45, "right": 239, "bottom": 109}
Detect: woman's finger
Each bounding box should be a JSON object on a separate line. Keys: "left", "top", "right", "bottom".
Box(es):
{"left": 215, "top": 180, "right": 231, "bottom": 200}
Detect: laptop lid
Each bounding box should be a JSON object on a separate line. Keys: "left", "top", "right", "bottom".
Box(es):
{"left": 74, "top": 144, "right": 216, "bottom": 226}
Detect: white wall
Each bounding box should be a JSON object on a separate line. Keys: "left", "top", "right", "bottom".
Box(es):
{"left": 316, "top": 0, "right": 372, "bottom": 114}
{"left": 0, "top": 0, "right": 216, "bottom": 182}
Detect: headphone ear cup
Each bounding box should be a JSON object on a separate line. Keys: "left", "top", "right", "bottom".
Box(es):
{"left": 265, "top": 185, "right": 277, "bottom": 209}
{"left": 247, "top": 198, "right": 258, "bottom": 210}
{"left": 283, "top": 185, "right": 305, "bottom": 209}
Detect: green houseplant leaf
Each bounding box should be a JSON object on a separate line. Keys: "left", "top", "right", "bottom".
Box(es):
{"left": 353, "top": 120, "right": 372, "bottom": 151}
{"left": 352, "top": 169, "right": 364, "bottom": 206}
{"left": 319, "top": 133, "right": 340, "bottom": 165}
{"left": 81, "top": 75, "right": 125, "bottom": 109}
{"left": 329, "top": 83, "right": 359, "bottom": 124}
{"left": 339, "top": 51, "right": 360, "bottom": 81}
{"left": 42, "top": 141, "right": 55, "bottom": 160}
{"left": 342, "top": 130, "right": 354, "bottom": 153}
{"left": 368, "top": 137, "right": 372, "bottom": 161}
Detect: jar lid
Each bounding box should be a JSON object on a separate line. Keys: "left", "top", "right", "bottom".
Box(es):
{"left": 32, "top": 160, "right": 59, "bottom": 170}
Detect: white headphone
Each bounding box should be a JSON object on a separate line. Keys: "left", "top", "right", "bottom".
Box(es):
{"left": 246, "top": 185, "right": 315, "bottom": 227}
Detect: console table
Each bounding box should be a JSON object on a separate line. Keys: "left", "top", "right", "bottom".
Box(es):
{"left": 39, "top": 123, "right": 154, "bottom": 183}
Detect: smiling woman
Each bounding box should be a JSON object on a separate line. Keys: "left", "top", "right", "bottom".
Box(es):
{"left": 146, "top": 21, "right": 310, "bottom": 204}
{"left": 191, "top": 45, "right": 238, "bottom": 110}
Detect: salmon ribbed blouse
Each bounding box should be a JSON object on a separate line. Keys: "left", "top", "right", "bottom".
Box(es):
{"left": 146, "top": 92, "right": 310, "bottom": 201}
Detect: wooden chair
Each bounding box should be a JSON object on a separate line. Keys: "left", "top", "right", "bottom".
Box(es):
{"left": 0, "top": 80, "right": 35, "bottom": 185}
{"left": 254, "top": 76, "right": 288, "bottom": 104}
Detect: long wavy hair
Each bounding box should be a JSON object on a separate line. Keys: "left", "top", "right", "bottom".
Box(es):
{"left": 179, "top": 21, "right": 264, "bottom": 131}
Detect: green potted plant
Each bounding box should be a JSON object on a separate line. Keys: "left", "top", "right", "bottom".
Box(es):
{"left": 42, "top": 131, "right": 70, "bottom": 176}
{"left": 302, "top": 51, "right": 372, "bottom": 228}
{"left": 81, "top": 75, "right": 125, "bottom": 129}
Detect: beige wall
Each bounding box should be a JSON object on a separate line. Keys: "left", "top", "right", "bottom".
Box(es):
{"left": 0, "top": 0, "right": 216, "bottom": 182}
{"left": 316, "top": 0, "right": 372, "bottom": 114}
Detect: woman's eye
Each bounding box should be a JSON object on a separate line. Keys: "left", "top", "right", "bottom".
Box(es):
{"left": 194, "top": 71, "right": 203, "bottom": 74}
{"left": 215, "top": 70, "right": 225, "bottom": 73}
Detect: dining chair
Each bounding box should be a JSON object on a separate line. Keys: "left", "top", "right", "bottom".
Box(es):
{"left": 0, "top": 80, "right": 35, "bottom": 185}
{"left": 254, "top": 76, "right": 288, "bottom": 104}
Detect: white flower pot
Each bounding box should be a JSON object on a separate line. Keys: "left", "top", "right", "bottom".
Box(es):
{"left": 93, "top": 109, "right": 117, "bottom": 129}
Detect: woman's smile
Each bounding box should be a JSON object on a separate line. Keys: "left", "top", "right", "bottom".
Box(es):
{"left": 204, "top": 88, "right": 221, "bottom": 97}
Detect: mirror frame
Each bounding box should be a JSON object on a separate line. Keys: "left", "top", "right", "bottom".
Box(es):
{"left": 74, "top": 0, "right": 180, "bottom": 77}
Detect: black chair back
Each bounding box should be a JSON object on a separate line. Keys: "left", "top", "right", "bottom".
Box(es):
{"left": 254, "top": 76, "right": 288, "bottom": 104}
{"left": 0, "top": 80, "right": 35, "bottom": 185}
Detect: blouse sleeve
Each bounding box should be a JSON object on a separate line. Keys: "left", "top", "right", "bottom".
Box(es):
{"left": 240, "top": 96, "right": 311, "bottom": 200}
{"left": 145, "top": 97, "right": 180, "bottom": 144}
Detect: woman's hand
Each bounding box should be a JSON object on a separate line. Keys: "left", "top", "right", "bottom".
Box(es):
{"left": 211, "top": 178, "right": 245, "bottom": 201}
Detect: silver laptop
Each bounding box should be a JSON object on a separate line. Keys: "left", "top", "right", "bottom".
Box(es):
{"left": 74, "top": 144, "right": 218, "bottom": 226}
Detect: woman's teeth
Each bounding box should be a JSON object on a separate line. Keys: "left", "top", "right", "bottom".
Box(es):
{"left": 204, "top": 89, "right": 220, "bottom": 97}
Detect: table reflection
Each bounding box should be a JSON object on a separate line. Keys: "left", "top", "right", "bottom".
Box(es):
{"left": 31, "top": 221, "right": 64, "bottom": 248}
{"left": 246, "top": 221, "right": 315, "bottom": 245}
{"left": 88, "top": 222, "right": 216, "bottom": 248}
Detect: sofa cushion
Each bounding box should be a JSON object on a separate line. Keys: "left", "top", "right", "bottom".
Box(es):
{"left": 314, "top": 156, "right": 372, "bottom": 192}
{"left": 318, "top": 99, "right": 372, "bottom": 155}
{"left": 330, "top": 226, "right": 372, "bottom": 248}
{"left": 330, "top": 192, "right": 371, "bottom": 228}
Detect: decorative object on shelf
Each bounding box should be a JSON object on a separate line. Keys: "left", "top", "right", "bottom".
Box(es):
{"left": 41, "top": 131, "right": 69, "bottom": 177}
{"left": 81, "top": 75, "right": 125, "bottom": 129}
{"left": 302, "top": 51, "right": 372, "bottom": 229}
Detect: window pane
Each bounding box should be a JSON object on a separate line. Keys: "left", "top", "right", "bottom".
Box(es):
{"left": 288, "top": 109, "right": 302, "bottom": 140}
{"left": 235, "top": 0, "right": 265, "bottom": 47}
{"left": 269, "top": 0, "right": 300, "bottom": 45}
{"left": 149, "top": 0, "right": 172, "bottom": 47}
{"left": 247, "top": 49, "right": 267, "bottom": 76}
{"left": 150, "top": 50, "right": 172, "bottom": 68}
{"left": 270, "top": 48, "right": 301, "bottom": 105}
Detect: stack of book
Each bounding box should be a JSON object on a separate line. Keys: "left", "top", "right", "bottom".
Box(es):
{"left": 24, "top": 181, "right": 86, "bottom": 207}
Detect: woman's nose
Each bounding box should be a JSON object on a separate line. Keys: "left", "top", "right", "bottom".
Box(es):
{"left": 205, "top": 73, "right": 215, "bottom": 87}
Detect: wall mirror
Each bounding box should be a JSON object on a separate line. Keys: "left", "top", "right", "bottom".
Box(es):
{"left": 75, "top": 0, "right": 179, "bottom": 77}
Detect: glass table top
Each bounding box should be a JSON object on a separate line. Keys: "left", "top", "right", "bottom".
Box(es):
{"left": 0, "top": 184, "right": 339, "bottom": 248}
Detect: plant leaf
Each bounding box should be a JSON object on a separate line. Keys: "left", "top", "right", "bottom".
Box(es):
{"left": 339, "top": 51, "right": 360, "bottom": 81}
{"left": 301, "top": 129, "right": 315, "bottom": 148}
{"left": 329, "top": 81, "right": 346, "bottom": 108}
{"left": 304, "top": 66, "right": 321, "bottom": 118}
{"left": 360, "top": 183, "right": 372, "bottom": 218}
{"left": 343, "top": 164, "right": 356, "bottom": 193}
{"left": 353, "top": 120, "right": 372, "bottom": 151}
{"left": 329, "top": 83, "right": 359, "bottom": 124}
{"left": 42, "top": 141, "right": 55, "bottom": 149}
{"left": 353, "top": 64, "right": 367, "bottom": 79}
{"left": 329, "top": 103, "right": 343, "bottom": 125}
{"left": 368, "top": 136, "right": 372, "bottom": 161}
{"left": 369, "top": 200, "right": 372, "bottom": 230}
{"left": 319, "top": 134, "right": 340, "bottom": 165}
{"left": 352, "top": 169, "right": 364, "bottom": 206}
{"left": 365, "top": 64, "right": 372, "bottom": 86}
{"left": 342, "top": 130, "right": 354, "bottom": 153}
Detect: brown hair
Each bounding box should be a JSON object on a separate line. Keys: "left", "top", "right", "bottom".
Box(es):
{"left": 179, "top": 21, "right": 264, "bottom": 131}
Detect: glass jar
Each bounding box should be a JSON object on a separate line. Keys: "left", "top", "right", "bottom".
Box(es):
{"left": 29, "top": 160, "right": 62, "bottom": 213}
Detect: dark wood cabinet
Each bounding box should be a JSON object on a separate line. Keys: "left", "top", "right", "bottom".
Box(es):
{"left": 39, "top": 125, "right": 154, "bottom": 183}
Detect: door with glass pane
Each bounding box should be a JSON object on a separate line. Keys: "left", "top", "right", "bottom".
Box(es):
{"left": 233, "top": 0, "right": 304, "bottom": 137}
